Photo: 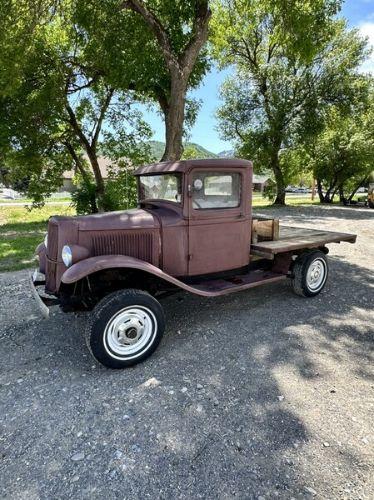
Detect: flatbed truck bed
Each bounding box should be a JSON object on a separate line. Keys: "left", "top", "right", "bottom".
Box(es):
{"left": 251, "top": 226, "right": 357, "bottom": 259}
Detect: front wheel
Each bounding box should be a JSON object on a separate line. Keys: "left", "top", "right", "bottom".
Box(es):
{"left": 85, "top": 289, "right": 165, "bottom": 369}
{"left": 291, "top": 250, "right": 328, "bottom": 297}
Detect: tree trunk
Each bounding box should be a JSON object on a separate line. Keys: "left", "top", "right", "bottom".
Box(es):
{"left": 85, "top": 147, "right": 105, "bottom": 207}
{"left": 317, "top": 179, "right": 324, "bottom": 203}
{"left": 271, "top": 152, "right": 286, "bottom": 205}
{"left": 121, "top": 1, "right": 211, "bottom": 163}
{"left": 66, "top": 104, "right": 106, "bottom": 211}
{"left": 317, "top": 178, "right": 337, "bottom": 203}
{"left": 161, "top": 76, "right": 186, "bottom": 161}
{"left": 65, "top": 141, "right": 99, "bottom": 213}
{"left": 339, "top": 185, "right": 347, "bottom": 205}
{"left": 348, "top": 175, "right": 369, "bottom": 202}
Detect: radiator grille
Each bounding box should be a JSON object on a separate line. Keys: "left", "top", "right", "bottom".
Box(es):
{"left": 47, "top": 222, "right": 58, "bottom": 261}
{"left": 92, "top": 232, "right": 155, "bottom": 263}
{"left": 45, "top": 259, "right": 57, "bottom": 292}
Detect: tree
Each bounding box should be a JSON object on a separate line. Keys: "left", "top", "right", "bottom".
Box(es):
{"left": 212, "top": 0, "right": 369, "bottom": 204}
{"left": 0, "top": 0, "right": 152, "bottom": 211}
{"left": 120, "top": 0, "right": 211, "bottom": 161}
{"left": 306, "top": 91, "right": 374, "bottom": 204}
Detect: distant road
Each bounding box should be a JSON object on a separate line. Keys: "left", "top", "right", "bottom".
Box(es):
{"left": 0, "top": 201, "right": 71, "bottom": 207}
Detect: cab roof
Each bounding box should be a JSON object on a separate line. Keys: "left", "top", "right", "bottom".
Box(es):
{"left": 134, "top": 158, "right": 252, "bottom": 176}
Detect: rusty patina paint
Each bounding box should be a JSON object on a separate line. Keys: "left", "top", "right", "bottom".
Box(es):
{"left": 40, "top": 158, "right": 356, "bottom": 296}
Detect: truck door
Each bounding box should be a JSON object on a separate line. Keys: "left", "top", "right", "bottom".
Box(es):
{"left": 187, "top": 169, "right": 251, "bottom": 276}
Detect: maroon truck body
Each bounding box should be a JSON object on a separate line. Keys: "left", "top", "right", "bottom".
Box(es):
{"left": 31, "top": 159, "right": 356, "bottom": 368}
{"left": 40, "top": 159, "right": 254, "bottom": 295}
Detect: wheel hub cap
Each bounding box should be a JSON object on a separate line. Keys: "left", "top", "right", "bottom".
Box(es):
{"left": 307, "top": 258, "right": 326, "bottom": 291}
{"left": 117, "top": 318, "right": 143, "bottom": 345}
{"left": 104, "top": 306, "right": 157, "bottom": 359}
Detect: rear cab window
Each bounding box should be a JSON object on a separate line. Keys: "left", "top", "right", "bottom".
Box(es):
{"left": 192, "top": 172, "right": 241, "bottom": 209}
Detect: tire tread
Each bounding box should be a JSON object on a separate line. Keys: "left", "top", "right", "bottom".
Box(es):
{"left": 85, "top": 289, "right": 165, "bottom": 368}
{"left": 291, "top": 250, "right": 328, "bottom": 298}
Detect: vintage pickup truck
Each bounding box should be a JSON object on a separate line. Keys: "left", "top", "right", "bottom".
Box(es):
{"left": 31, "top": 159, "right": 356, "bottom": 368}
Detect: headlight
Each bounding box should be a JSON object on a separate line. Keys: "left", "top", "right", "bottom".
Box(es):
{"left": 62, "top": 245, "right": 73, "bottom": 267}
{"left": 44, "top": 234, "right": 48, "bottom": 249}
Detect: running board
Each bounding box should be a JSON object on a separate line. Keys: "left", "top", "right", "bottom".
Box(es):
{"left": 183, "top": 269, "right": 286, "bottom": 296}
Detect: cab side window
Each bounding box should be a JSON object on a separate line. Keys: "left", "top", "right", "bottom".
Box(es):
{"left": 192, "top": 172, "right": 241, "bottom": 209}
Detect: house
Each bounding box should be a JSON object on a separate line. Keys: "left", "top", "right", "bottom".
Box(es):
{"left": 61, "top": 156, "right": 114, "bottom": 192}
{"left": 252, "top": 174, "right": 272, "bottom": 192}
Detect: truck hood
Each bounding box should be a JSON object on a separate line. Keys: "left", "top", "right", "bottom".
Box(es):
{"left": 71, "top": 208, "right": 160, "bottom": 231}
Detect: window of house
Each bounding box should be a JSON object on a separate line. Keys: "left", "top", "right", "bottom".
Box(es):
{"left": 192, "top": 172, "right": 241, "bottom": 209}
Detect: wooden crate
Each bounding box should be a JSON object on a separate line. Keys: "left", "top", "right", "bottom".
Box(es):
{"left": 251, "top": 217, "right": 280, "bottom": 243}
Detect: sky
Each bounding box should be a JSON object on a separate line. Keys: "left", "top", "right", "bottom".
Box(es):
{"left": 141, "top": 0, "right": 374, "bottom": 155}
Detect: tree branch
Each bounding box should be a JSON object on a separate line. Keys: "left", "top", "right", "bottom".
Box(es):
{"left": 179, "top": 1, "right": 211, "bottom": 74}
{"left": 91, "top": 88, "right": 114, "bottom": 148}
{"left": 65, "top": 103, "right": 92, "bottom": 153}
{"left": 234, "top": 121, "right": 245, "bottom": 142}
{"left": 122, "top": 0, "right": 210, "bottom": 77}
{"left": 67, "top": 76, "right": 99, "bottom": 94}
{"left": 64, "top": 141, "right": 91, "bottom": 185}
{"left": 65, "top": 102, "right": 105, "bottom": 192}
{"left": 121, "top": 0, "right": 177, "bottom": 69}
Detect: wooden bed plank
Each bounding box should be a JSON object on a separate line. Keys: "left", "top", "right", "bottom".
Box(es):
{"left": 250, "top": 226, "right": 356, "bottom": 257}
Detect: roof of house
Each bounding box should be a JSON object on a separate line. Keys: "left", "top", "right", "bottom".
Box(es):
{"left": 63, "top": 156, "right": 114, "bottom": 180}
{"left": 253, "top": 174, "right": 272, "bottom": 184}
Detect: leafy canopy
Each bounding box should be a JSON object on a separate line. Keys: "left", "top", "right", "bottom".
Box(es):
{"left": 212, "top": 0, "right": 370, "bottom": 202}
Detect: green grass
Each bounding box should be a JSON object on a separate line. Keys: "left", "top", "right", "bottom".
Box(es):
{"left": 252, "top": 193, "right": 320, "bottom": 207}
{"left": 0, "top": 196, "right": 71, "bottom": 204}
{"left": 0, "top": 204, "right": 75, "bottom": 272}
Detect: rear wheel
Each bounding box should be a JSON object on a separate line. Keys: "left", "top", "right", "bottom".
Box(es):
{"left": 291, "top": 250, "right": 328, "bottom": 297}
{"left": 85, "top": 289, "right": 165, "bottom": 369}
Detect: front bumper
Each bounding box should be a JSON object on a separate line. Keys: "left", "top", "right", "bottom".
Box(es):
{"left": 30, "top": 270, "right": 59, "bottom": 318}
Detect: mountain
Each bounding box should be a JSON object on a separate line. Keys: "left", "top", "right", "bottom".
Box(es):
{"left": 217, "top": 149, "right": 235, "bottom": 158}
{"left": 148, "top": 141, "right": 218, "bottom": 161}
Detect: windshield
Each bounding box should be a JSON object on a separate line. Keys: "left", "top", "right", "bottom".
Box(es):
{"left": 139, "top": 174, "right": 182, "bottom": 203}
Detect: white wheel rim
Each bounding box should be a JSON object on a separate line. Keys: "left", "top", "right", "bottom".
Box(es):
{"left": 306, "top": 258, "right": 327, "bottom": 291}
{"left": 103, "top": 306, "right": 157, "bottom": 360}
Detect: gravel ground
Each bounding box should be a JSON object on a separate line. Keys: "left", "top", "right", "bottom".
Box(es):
{"left": 0, "top": 204, "right": 373, "bottom": 499}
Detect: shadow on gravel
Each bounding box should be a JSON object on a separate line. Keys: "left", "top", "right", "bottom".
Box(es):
{"left": 0, "top": 254, "right": 373, "bottom": 498}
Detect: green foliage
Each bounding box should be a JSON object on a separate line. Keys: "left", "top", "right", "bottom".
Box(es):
{"left": 0, "top": 0, "right": 211, "bottom": 210}
{"left": 262, "top": 179, "right": 276, "bottom": 201}
{"left": 0, "top": 1, "right": 157, "bottom": 211}
{"left": 304, "top": 87, "right": 374, "bottom": 202}
{"left": 70, "top": 177, "right": 98, "bottom": 215}
{"left": 182, "top": 145, "right": 204, "bottom": 160}
{"left": 70, "top": 158, "right": 146, "bottom": 215}
{"left": 78, "top": 1, "right": 210, "bottom": 152}
{"left": 105, "top": 165, "right": 139, "bottom": 211}
{"left": 213, "top": 0, "right": 371, "bottom": 203}
{"left": 212, "top": 0, "right": 344, "bottom": 67}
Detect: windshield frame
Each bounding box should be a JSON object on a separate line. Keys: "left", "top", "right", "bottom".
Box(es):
{"left": 137, "top": 172, "right": 183, "bottom": 205}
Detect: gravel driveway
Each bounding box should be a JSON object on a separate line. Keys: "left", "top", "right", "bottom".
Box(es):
{"left": 0, "top": 204, "right": 373, "bottom": 499}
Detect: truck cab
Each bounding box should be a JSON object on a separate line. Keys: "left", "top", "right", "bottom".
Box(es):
{"left": 135, "top": 158, "right": 252, "bottom": 276}
{"left": 32, "top": 158, "right": 356, "bottom": 369}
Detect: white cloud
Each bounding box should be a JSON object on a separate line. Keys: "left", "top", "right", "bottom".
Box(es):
{"left": 358, "top": 21, "right": 374, "bottom": 74}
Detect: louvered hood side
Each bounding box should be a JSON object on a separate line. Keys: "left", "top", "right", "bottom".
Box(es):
{"left": 76, "top": 209, "right": 161, "bottom": 267}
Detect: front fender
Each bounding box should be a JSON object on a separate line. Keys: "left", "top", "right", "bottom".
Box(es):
{"left": 61, "top": 255, "right": 210, "bottom": 296}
